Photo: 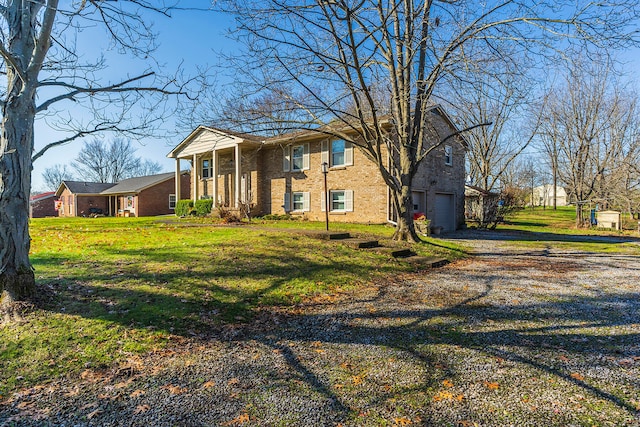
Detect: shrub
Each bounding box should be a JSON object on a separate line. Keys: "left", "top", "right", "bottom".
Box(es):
{"left": 217, "top": 205, "right": 242, "bottom": 223}
{"left": 194, "top": 199, "right": 214, "bottom": 216}
{"left": 175, "top": 200, "right": 193, "bottom": 217}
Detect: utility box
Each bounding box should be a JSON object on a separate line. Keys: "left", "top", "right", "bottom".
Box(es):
{"left": 596, "top": 210, "right": 621, "bottom": 230}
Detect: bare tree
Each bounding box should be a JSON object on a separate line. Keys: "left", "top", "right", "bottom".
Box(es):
{"left": 539, "top": 56, "right": 640, "bottom": 226}
{"left": 0, "top": 2, "right": 198, "bottom": 310}
{"left": 446, "top": 58, "right": 541, "bottom": 192}
{"left": 220, "top": 0, "right": 639, "bottom": 242}
{"left": 72, "top": 138, "right": 162, "bottom": 183}
{"left": 42, "top": 164, "right": 75, "bottom": 191}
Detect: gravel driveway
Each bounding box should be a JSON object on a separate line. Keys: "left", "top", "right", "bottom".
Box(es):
{"left": 2, "top": 230, "right": 639, "bottom": 426}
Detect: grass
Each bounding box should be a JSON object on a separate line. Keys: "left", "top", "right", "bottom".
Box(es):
{"left": 493, "top": 206, "right": 640, "bottom": 254}
{"left": 0, "top": 216, "right": 463, "bottom": 397}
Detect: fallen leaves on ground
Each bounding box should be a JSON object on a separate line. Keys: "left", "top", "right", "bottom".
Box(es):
{"left": 433, "top": 390, "right": 464, "bottom": 402}
{"left": 223, "top": 413, "right": 250, "bottom": 425}
{"left": 161, "top": 384, "right": 188, "bottom": 395}
{"left": 570, "top": 373, "right": 585, "bottom": 381}
{"left": 483, "top": 381, "right": 499, "bottom": 390}
{"left": 133, "top": 404, "right": 150, "bottom": 414}
{"left": 129, "top": 389, "right": 145, "bottom": 398}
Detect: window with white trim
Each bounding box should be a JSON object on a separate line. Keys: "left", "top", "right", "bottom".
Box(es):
{"left": 284, "top": 144, "right": 309, "bottom": 172}
{"left": 292, "top": 145, "right": 304, "bottom": 171}
{"left": 202, "top": 159, "right": 212, "bottom": 178}
{"left": 331, "top": 140, "right": 345, "bottom": 166}
{"left": 327, "top": 190, "right": 353, "bottom": 212}
{"left": 291, "top": 192, "right": 310, "bottom": 212}
{"left": 322, "top": 139, "right": 353, "bottom": 168}
{"left": 444, "top": 145, "right": 452, "bottom": 166}
{"left": 169, "top": 194, "right": 176, "bottom": 209}
{"left": 331, "top": 191, "right": 345, "bottom": 211}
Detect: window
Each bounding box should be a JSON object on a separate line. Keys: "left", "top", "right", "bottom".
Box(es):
{"left": 291, "top": 192, "right": 310, "bottom": 211}
{"left": 326, "top": 190, "right": 353, "bottom": 212}
{"left": 169, "top": 194, "right": 176, "bottom": 209}
{"left": 283, "top": 144, "right": 309, "bottom": 172}
{"left": 444, "top": 145, "right": 452, "bottom": 166}
{"left": 292, "top": 145, "right": 304, "bottom": 171}
{"left": 202, "top": 159, "right": 212, "bottom": 178}
{"left": 322, "top": 140, "right": 353, "bottom": 167}
{"left": 331, "top": 140, "right": 345, "bottom": 166}
{"left": 284, "top": 191, "right": 309, "bottom": 212}
{"left": 331, "top": 191, "right": 345, "bottom": 211}
{"left": 292, "top": 192, "right": 305, "bottom": 211}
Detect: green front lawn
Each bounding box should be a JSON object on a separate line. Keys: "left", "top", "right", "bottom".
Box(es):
{"left": 0, "top": 217, "right": 463, "bottom": 397}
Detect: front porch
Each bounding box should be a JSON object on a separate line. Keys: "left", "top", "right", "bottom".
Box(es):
{"left": 167, "top": 126, "right": 262, "bottom": 210}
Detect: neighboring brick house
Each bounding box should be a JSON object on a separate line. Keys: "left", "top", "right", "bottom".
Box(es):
{"left": 167, "top": 106, "right": 467, "bottom": 231}
{"left": 54, "top": 172, "right": 190, "bottom": 217}
{"left": 29, "top": 191, "right": 58, "bottom": 218}
{"left": 101, "top": 172, "right": 191, "bottom": 217}
{"left": 55, "top": 181, "right": 114, "bottom": 217}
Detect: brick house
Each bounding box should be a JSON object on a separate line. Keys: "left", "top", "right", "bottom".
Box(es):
{"left": 55, "top": 181, "right": 114, "bottom": 217}
{"left": 29, "top": 191, "right": 58, "bottom": 218}
{"left": 55, "top": 172, "right": 190, "bottom": 217}
{"left": 167, "top": 106, "right": 467, "bottom": 231}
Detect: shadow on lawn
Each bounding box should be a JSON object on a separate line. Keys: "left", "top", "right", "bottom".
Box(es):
{"left": 29, "top": 233, "right": 640, "bottom": 425}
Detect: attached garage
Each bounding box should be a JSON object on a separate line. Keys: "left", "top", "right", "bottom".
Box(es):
{"left": 434, "top": 193, "right": 456, "bottom": 232}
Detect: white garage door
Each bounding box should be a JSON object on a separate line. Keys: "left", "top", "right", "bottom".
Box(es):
{"left": 434, "top": 193, "right": 455, "bottom": 232}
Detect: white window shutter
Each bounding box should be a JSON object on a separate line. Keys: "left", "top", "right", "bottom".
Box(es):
{"left": 303, "top": 192, "right": 310, "bottom": 211}
{"left": 321, "top": 141, "right": 329, "bottom": 165}
{"left": 320, "top": 191, "right": 326, "bottom": 212}
{"left": 303, "top": 143, "right": 310, "bottom": 170}
{"left": 283, "top": 146, "right": 291, "bottom": 172}
{"left": 283, "top": 192, "right": 290, "bottom": 212}
{"left": 345, "top": 190, "right": 354, "bottom": 212}
{"left": 345, "top": 141, "right": 353, "bottom": 166}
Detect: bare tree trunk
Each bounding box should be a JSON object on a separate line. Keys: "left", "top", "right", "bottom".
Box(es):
{"left": 391, "top": 183, "right": 420, "bottom": 243}
{"left": 1, "top": 98, "right": 36, "bottom": 309}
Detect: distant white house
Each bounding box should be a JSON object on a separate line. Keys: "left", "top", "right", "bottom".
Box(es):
{"left": 532, "top": 184, "right": 568, "bottom": 207}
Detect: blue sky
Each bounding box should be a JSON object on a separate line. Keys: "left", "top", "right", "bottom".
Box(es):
{"left": 32, "top": 6, "right": 234, "bottom": 191}
{"left": 31, "top": 5, "right": 640, "bottom": 191}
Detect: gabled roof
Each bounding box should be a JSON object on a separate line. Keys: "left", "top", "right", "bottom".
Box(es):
{"left": 30, "top": 191, "right": 56, "bottom": 202}
{"left": 100, "top": 171, "right": 185, "bottom": 195}
{"left": 56, "top": 181, "right": 116, "bottom": 197}
{"left": 167, "top": 125, "right": 264, "bottom": 159}
{"left": 168, "top": 105, "right": 467, "bottom": 158}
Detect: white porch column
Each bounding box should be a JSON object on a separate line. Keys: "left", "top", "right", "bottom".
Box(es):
{"left": 192, "top": 153, "right": 198, "bottom": 203}
{"left": 212, "top": 149, "right": 218, "bottom": 206}
{"left": 234, "top": 144, "right": 241, "bottom": 208}
{"left": 174, "top": 159, "right": 181, "bottom": 202}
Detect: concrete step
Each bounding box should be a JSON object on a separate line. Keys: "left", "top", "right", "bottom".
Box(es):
{"left": 301, "top": 231, "right": 351, "bottom": 240}
{"left": 341, "top": 238, "right": 379, "bottom": 249}
{"left": 401, "top": 256, "right": 449, "bottom": 268}
{"left": 372, "top": 247, "right": 415, "bottom": 258}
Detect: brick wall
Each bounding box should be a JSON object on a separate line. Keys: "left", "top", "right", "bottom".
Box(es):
{"left": 137, "top": 174, "right": 191, "bottom": 216}
{"left": 258, "top": 141, "right": 388, "bottom": 223}
{"left": 180, "top": 110, "right": 466, "bottom": 227}
{"left": 56, "top": 188, "right": 109, "bottom": 217}
{"left": 30, "top": 196, "right": 58, "bottom": 218}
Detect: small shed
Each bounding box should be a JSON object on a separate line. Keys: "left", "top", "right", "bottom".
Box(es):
{"left": 596, "top": 210, "right": 621, "bottom": 230}
{"left": 465, "top": 185, "right": 501, "bottom": 227}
